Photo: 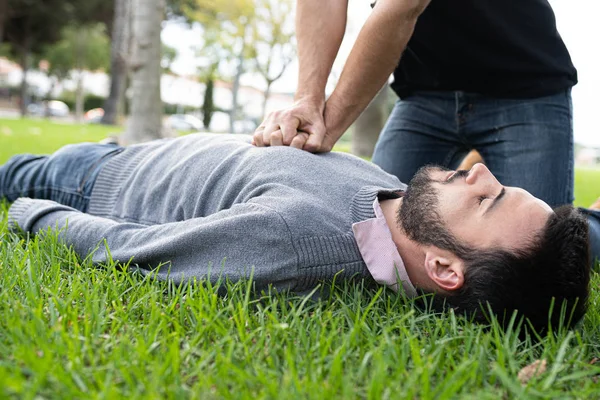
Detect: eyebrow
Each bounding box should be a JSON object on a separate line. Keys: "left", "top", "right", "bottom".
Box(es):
{"left": 484, "top": 187, "right": 506, "bottom": 216}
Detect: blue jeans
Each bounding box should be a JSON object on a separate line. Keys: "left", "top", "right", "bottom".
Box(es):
{"left": 0, "top": 142, "right": 123, "bottom": 212}
{"left": 373, "top": 89, "right": 574, "bottom": 207}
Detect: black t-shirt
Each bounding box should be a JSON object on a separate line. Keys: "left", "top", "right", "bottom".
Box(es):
{"left": 391, "top": 0, "right": 577, "bottom": 98}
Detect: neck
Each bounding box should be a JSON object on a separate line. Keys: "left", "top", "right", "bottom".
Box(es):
{"left": 379, "top": 197, "right": 437, "bottom": 292}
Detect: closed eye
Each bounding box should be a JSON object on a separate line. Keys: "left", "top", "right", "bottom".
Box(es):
{"left": 478, "top": 195, "right": 487, "bottom": 205}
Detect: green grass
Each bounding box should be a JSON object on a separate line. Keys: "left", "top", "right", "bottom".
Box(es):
{"left": 575, "top": 168, "right": 600, "bottom": 208}
{"left": 0, "top": 118, "right": 119, "bottom": 164}
{"left": 1, "top": 211, "right": 599, "bottom": 398}
{"left": 1, "top": 118, "right": 600, "bottom": 398}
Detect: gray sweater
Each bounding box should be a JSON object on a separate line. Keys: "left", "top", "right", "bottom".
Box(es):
{"left": 8, "top": 134, "right": 405, "bottom": 292}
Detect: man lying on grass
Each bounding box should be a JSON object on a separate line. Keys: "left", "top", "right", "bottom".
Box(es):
{"left": 0, "top": 133, "right": 593, "bottom": 333}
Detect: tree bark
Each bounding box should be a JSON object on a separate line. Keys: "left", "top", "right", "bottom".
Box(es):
{"left": 351, "top": 86, "right": 390, "bottom": 158}
{"left": 101, "top": 0, "right": 131, "bottom": 125}
{"left": 123, "top": 0, "right": 165, "bottom": 144}
{"left": 18, "top": 38, "right": 31, "bottom": 117}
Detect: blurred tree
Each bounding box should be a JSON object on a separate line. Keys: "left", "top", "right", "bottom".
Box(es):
{"left": 196, "top": 27, "right": 228, "bottom": 131}
{"left": 202, "top": 75, "right": 215, "bottom": 129}
{"left": 3, "top": 0, "right": 70, "bottom": 116}
{"left": 0, "top": 0, "right": 7, "bottom": 43}
{"left": 186, "top": 0, "right": 256, "bottom": 133}
{"left": 251, "top": 0, "right": 295, "bottom": 119}
{"left": 43, "top": 24, "right": 110, "bottom": 121}
{"left": 72, "top": 0, "right": 115, "bottom": 31}
{"left": 101, "top": 0, "right": 131, "bottom": 125}
{"left": 3, "top": 0, "right": 113, "bottom": 116}
{"left": 161, "top": 43, "right": 178, "bottom": 74}
{"left": 123, "top": 0, "right": 166, "bottom": 143}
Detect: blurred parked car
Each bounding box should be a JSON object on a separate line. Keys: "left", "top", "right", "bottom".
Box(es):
{"left": 167, "top": 114, "right": 203, "bottom": 131}
{"left": 27, "top": 100, "right": 70, "bottom": 118}
{"left": 85, "top": 108, "right": 105, "bottom": 123}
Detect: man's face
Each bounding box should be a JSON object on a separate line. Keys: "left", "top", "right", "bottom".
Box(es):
{"left": 399, "top": 164, "right": 553, "bottom": 253}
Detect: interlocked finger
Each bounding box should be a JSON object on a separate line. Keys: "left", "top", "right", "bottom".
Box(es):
{"left": 290, "top": 132, "right": 310, "bottom": 150}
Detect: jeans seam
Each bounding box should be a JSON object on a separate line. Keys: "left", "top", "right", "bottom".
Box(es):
{"left": 565, "top": 89, "right": 574, "bottom": 204}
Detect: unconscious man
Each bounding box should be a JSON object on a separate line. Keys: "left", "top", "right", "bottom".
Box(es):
{"left": 0, "top": 134, "right": 594, "bottom": 333}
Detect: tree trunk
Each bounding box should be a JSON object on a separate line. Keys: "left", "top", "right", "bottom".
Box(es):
{"left": 124, "top": 0, "right": 165, "bottom": 144}
{"left": 351, "top": 86, "right": 390, "bottom": 158}
{"left": 229, "top": 48, "right": 245, "bottom": 134}
{"left": 75, "top": 71, "right": 85, "bottom": 122}
{"left": 101, "top": 0, "right": 131, "bottom": 125}
{"left": 261, "top": 81, "right": 272, "bottom": 121}
{"left": 74, "top": 28, "right": 86, "bottom": 123}
{"left": 202, "top": 76, "right": 214, "bottom": 130}
{"left": 18, "top": 43, "right": 31, "bottom": 117}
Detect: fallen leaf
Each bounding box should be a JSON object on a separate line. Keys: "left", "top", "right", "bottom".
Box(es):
{"left": 518, "top": 359, "right": 547, "bottom": 385}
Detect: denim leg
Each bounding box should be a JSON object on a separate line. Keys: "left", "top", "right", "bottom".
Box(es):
{"left": 466, "top": 90, "right": 574, "bottom": 207}
{"left": 0, "top": 143, "right": 123, "bottom": 212}
{"left": 372, "top": 93, "right": 469, "bottom": 184}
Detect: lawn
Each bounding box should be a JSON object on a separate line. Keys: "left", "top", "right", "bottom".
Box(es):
{"left": 575, "top": 168, "right": 600, "bottom": 208}
{"left": 0, "top": 118, "right": 118, "bottom": 163}
{"left": 1, "top": 118, "right": 600, "bottom": 398}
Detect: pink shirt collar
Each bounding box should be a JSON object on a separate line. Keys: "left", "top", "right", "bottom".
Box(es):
{"left": 351, "top": 198, "right": 417, "bottom": 297}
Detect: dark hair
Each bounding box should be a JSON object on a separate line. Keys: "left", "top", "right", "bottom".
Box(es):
{"left": 427, "top": 205, "right": 590, "bottom": 334}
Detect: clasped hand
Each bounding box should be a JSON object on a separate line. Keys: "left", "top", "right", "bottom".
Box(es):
{"left": 252, "top": 98, "right": 335, "bottom": 153}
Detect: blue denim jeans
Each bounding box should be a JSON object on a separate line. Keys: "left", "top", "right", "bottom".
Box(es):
{"left": 0, "top": 142, "right": 123, "bottom": 213}
{"left": 373, "top": 89, "right": 574, "bottom": 207}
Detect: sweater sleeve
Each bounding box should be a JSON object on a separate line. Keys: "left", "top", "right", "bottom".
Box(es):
{"left": 8, "top": 198, "right": 299, "bottom": 289}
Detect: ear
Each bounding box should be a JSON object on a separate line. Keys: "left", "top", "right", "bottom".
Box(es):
{"left": 423, "top": 248, "right": 465, "bottom": 292}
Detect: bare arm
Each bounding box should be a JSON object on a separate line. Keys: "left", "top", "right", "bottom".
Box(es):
{"left": 254, "top": 0, "right": 430, "bottom": 152}
{"left": 253, "top": 0, "right": 348, "bottom": 149}
{"left": 323, "top": 0, "right": 430, "bottom": 148}
{"left": 295, "top": 0, "right": 348, "bottom": 102}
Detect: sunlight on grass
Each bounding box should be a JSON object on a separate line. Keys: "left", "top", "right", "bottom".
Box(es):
{"left": 0, "top": 118, "right": 120, "bottom": 164}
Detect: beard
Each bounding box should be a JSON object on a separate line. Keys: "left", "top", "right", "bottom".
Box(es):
{"left": 398, "top": 165, "right": 469, "bottom": 254}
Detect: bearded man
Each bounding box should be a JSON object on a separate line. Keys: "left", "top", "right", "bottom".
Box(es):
{"left": 0, "top": 133, "right": 593, "bottom": 332}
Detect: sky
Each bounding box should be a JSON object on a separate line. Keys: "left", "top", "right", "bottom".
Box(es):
{"left": 162, "top": 0, "right": 600, "bottom": 147}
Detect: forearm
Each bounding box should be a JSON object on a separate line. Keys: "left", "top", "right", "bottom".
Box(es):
{"left": 324, "top": 0, "right": 430, "bottom": 140}
{"left": 295, "top": 0, "right": 349, "bottom": 104}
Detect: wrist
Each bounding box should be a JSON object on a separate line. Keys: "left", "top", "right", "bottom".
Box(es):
{"left": 294, "top": 92, "right": 325, "bottom": 106}
{"left": 323, "top": 101, "right": 349, "bottom": 142}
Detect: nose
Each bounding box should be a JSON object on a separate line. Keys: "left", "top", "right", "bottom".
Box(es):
{"left": 465, "top": 163, "right": 500, "bottom": 187}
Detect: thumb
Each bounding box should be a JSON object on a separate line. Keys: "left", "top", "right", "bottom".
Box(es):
{"left": 303, "top": 121, "right": 327, "bottom": 152}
